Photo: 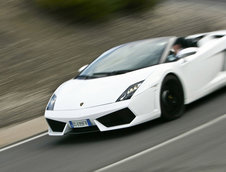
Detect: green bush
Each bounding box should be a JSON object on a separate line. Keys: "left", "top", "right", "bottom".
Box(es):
{"left": 35, "top": 0, "right": 159, "bottom": 21}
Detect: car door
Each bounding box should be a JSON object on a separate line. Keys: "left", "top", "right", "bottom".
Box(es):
{"left": 179, "top": 39, "right": 225, "bottom": 103}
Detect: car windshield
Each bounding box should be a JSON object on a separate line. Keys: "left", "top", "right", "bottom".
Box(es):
{"left": 77, "top": 38, "right": 168, "bottom": 79}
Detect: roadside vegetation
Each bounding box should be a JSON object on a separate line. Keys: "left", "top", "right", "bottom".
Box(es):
{"left": 35, "top": 0, "right": 159, "bottom": 21}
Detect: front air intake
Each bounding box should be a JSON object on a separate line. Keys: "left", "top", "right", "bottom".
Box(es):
{"left": 97, "top": 108, "right": 135, "bottom": 127}
{"left": 46, "top": 118, "right": 66, "bottom": 132}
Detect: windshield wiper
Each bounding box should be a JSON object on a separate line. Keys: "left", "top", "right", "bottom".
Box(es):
{"left": 93, "top": 70, "right": 133, "bottom": 76}
{"left": 76, "top": 75, "right": 98, "bottom": 79}
{"left": 76, "top": 70, "right": 133, "bottom": 79}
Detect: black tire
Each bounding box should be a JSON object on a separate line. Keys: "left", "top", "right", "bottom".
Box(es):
{"left": 160, "top": 75, "right": 184, "bottom": 121}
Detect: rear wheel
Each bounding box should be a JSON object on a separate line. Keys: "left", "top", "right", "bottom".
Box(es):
{"left": 160, "top": 75, "right": 184, "bottom": 121}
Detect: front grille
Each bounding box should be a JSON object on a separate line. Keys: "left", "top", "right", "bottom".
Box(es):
{"left": 70, "top": 126, "right": 99, "bottom": 134}
{"left": 46, "top": 118, "right": 66, "bottom": 132}
{"left": 97, "top": 108, "right": 135, "bottom": 127}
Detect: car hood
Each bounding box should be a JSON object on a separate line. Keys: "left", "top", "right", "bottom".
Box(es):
{"left": 54, "top": 67, "right": 155, "bottom": 110}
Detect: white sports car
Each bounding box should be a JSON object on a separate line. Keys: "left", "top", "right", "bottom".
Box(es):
{"left": 45, "top": 30, "right": 226, "bottom": 136}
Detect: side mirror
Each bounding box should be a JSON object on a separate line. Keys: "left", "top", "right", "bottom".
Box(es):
{"left": 78, "top": 64, "right": 88, "bottom": 73}
{"left": 177, "top": 47, "right": 198, "bottom": 58}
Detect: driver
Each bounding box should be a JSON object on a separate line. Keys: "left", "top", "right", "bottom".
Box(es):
{"left": 173, "top": 37, "right": 186, "bottom": 56}
{"left": 167, "top": 37, "right": 197, "bottom": 62}
{"left": 173, "top": 37, "right": 197, "bottom": 56}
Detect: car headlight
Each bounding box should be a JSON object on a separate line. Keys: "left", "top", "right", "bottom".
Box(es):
{"left": 117, "top": 81, "right": 144, "bottom": 102}
{"left": 46, "top": 94, "right": 57, "bottom": 110}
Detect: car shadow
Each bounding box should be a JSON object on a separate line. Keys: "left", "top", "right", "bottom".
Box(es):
{"left": 51, "top": 86, "right": 226, "bottom": 146}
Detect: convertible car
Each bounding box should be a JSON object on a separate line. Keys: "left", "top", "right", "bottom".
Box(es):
{"left": 45, "top": 30, "right": 226, "bottom": 136}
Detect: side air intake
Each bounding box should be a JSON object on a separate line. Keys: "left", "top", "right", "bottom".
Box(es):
{"left": 46, "top": 118, "right": 66, "bottom": 132}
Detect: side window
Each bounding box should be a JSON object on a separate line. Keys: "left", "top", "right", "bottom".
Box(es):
{"left": 166, "top": 50, "right": 178, "bottom": 62}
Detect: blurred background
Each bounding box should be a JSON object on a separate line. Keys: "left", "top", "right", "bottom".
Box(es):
{"left": 0, "top": 0, "right": 226, "bottom": 128}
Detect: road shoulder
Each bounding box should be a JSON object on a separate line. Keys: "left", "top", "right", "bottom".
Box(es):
{"left": 0, "top": 116, "right": 47, "bottom": 148}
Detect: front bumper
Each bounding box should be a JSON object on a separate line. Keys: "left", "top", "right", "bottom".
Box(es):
{"left": 45, "top": 87, "right": 161, "bottom": 136}
{"left": 45, "top": 101, "right": 134, "bottom": 136}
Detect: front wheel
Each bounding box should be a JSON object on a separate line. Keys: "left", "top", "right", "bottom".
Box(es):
{"left": 160, "top": 75, "right": 184, "bottom": 121}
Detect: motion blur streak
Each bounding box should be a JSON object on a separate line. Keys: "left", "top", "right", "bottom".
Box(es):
{"left": 1, "top": 0, "right": 226, "bottom": 128}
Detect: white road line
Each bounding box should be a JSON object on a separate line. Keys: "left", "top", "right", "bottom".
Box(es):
{"left": 95, "top": 114, "right": 226, "bottom": 172}
{"left": 0, "top": 132, "right": 47, "bottom": 153}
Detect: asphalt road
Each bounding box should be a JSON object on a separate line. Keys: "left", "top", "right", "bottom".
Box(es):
{"left": 0, "top": 87, "right": 225, "bottom": 172}
{"left": 98, "top": 114, "right": 226, "bottom": 172}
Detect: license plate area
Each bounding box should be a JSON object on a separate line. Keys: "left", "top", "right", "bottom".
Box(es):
{"left": 69, "top": 119, "right": 92, "bottom": 128}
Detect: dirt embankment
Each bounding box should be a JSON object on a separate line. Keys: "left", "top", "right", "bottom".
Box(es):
{"left": 0, "top": 0, "right": 226, "bottom": 128}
